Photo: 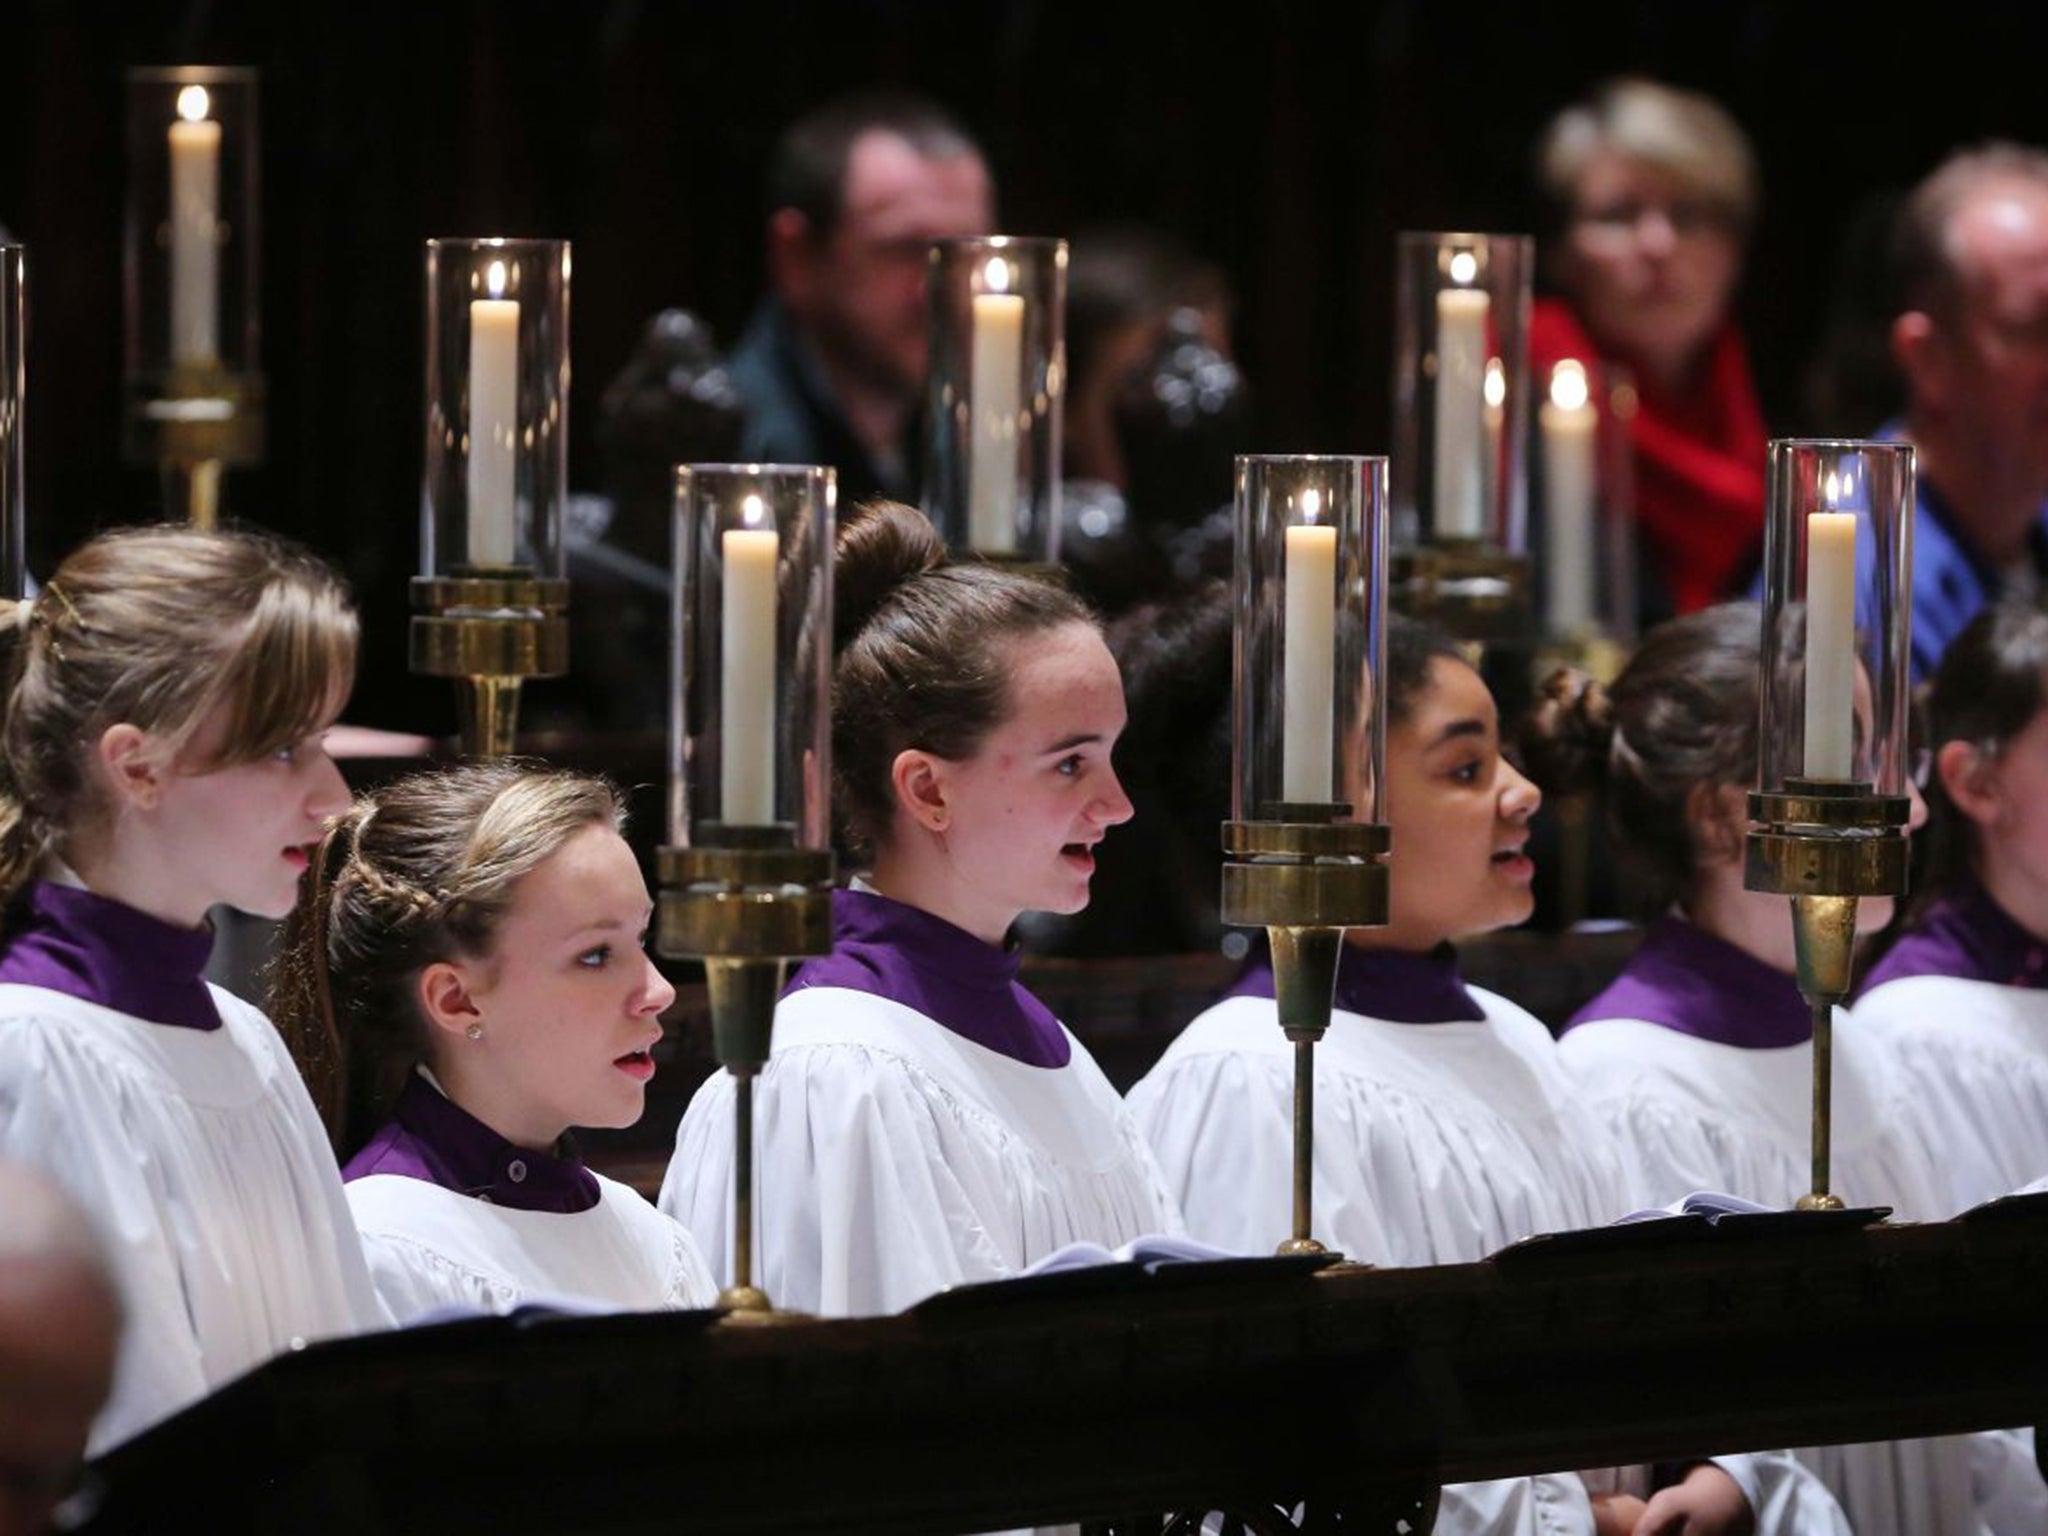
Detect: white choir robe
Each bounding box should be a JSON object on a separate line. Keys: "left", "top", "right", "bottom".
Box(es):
{"left": 660, "top": 987, "right": 1184, "bottom": 1317}
{"left": 0, "top": 984, "right": 385, "bottom": 1453}
{"left": 1562, "top": 1012, "right": 2046, "bottom": 1536}
{"left": 347, "top": 1172, "right": 719, "bottom": 1322}
{"left": 1129, "top": 987, "right": 1851, "bottom": 1536}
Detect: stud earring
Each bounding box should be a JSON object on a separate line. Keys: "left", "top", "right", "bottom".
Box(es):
{"left": 465, "top": 1022, "right": 483, "bottom": 1041}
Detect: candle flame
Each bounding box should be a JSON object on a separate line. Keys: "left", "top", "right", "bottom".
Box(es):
{"left": 741, "top": 493, "right": 766, "bottom": 528}
{"left": 1485, "top": 357, "right": 1508, "bottom": 409}
{"left": 485, "top": 259, "right": 507, "bottom": 298}
{"left": 1300, "top": 487, "right": 1323, "bottom": 522}
{"left": 1448, "top": 250, "right": 1478, "bottom": 285}
{"left": 985, "top": 256, "right": 1012, "bottom": 294}
{"left": 1823, "top": 470, "right": 1841, "bottom": 508}
{"left": 1549, "top": 359, "right": 1589, "bottom": 412}
{"left": 176, "top": 85, "right": 211, "bottom": 123}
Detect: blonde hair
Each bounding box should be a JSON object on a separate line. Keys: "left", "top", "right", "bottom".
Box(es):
{"left": 267, "top": 761, "right": 626, "bottom": 1154}
{"left": 0, "top": 524, "right": 356, "bottom": 907}
{"left": 1539, "top": 77, "right": 1760, "bottom": 237}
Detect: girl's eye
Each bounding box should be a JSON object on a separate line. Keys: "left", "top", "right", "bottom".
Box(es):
{"left": 577, "top": 945, "right": 612, "bottom": 970}
{"left": 1450, "top": 759, "right": 1484, "bottom": 785}
{"left": 1056, "top": 754, "right": 1085, "bottom": 778}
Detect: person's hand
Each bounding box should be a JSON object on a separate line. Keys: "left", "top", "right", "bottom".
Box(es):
{"left": 1634, "top": 1464, "right": 1755, "bottom": 1536}
{"left": 1590, "top": 1492, "right": 1648, "bottom": 1536}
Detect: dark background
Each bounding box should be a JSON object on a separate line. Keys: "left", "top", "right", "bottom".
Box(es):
{"left": 3, "top": 0, "right": 2043, "bottom": 731}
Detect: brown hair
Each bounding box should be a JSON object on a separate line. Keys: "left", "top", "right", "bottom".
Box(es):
{"left": 1523, "top": 603, "right": 1761, "bottom": 918}
{"left": 267, "top": 762, "right": 625, "bottom": 1155}
{"left": 0, "top": 525, "right": 356, "bottom": 909}
{"left": 831, "top": 500, "right": 1094, "bottom": 856}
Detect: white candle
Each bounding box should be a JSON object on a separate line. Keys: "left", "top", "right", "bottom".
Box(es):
{"left": 968, "top": 260, "right": 1024, "bottom": 554}
{"left": 1283, "top": 511, "right": 1337, "bottom": 803}
{"left": 168, "top": 86, "right": 221, "bottom": 366}
{"left": 1540, "top": 361, "right": 1599, "bottom": 634}
{"left": 1804, "top": 510, "right": 1858, "bottom": 779}
{"left": 466, "top": 262, "right": 520, "bottom": 569}
{"left": 721, "top": 509, "right": 780, "bottom": 824}
{"left": 1433, "top": 286, "right": 1490, "bottom": 539}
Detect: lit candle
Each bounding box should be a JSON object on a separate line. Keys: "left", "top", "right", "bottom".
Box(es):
{"left": 721, "top": 497, "right": 780, "bottom": 824}
{"left": 968, "top": 256, "right": 1024, "bottom": 554}
{"left": 1433, "top": 277, "right": 1490, "bottom": 540}
{"left": 466, "top": 260, "right": 520, "bottom": 569}
{"left": 1540, "top": 360, "right": 1599, "bottom": 634}
{"left": 1283, "top": 494, "right": 1337, "bottom": 803}
{"left": 168, "top": 85, "right": 221, "bottom": 366}
{"left": 1804, "top": 507, "right": 1858, "bottom": 779}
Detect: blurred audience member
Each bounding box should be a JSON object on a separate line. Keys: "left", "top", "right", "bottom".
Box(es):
{"left": 732, "top": 93, "right": 993, "bottom": 508}
{"left": 1533, "top": 77, "right": 1766, "bottom": 622}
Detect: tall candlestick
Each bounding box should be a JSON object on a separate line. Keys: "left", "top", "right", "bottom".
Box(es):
{"left": 1804, "top": 511, "right": 1858, "bottom": 779}
{"left": 968, "top": 262, "right": 1024, "bottom": 554}
{"left": 466, "top": 264, "right": 519, "bottom": 569}
{"left": 1283, "top": 513, "right": 1337, "bottom": 803}
{"left": 1540, "top": 361, "right": 1598, "bottom": 633}
{"left": 1433, "top": 287, "right": 1490, "bottom": 539}
{"left": 722, "top": 512, "right": 780, "bottom": 824}
{"left": 168, "top": 86, "right": 221, "bottom": 366}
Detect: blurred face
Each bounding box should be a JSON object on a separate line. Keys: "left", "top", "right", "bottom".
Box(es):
{"left": 911, "top": 622, "right": 1135, "bottom": 941}
{"left": 1560, "top": 150, "right": 1743, "bottom": 379}
{"left": 793, "top": 130, "right": 992, "bottom": 396}
{"left": 441, "top": 825, "right": 675, "bottom": 1150}
{"left": 1378, "top": 656, "right": 1542, "bottom": 951}
{"left": 0, "top": 1260, "right": 116, "bottom": 1536}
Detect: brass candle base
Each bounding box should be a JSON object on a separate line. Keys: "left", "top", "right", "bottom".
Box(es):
{"left": 1747, "top": 778, "right": 1909, "bottom": 1212}
{"left": 1391, "top": 540, "right": 1530, "bottom": 644}
{"left": 125, "top": 364, "right": 265, "bottom": 527}
{"left": 1222, "top": 805, "right": 1389, "bottom": 1257}
{"left": 660, "top": 830, "right": 833, "bottom": 1319}
{"left": 409, "top": 573, "right": 570, "bottom": 758}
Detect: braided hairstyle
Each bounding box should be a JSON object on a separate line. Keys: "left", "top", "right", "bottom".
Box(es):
{"left": 267, "top": 761, "right": 624, "bottom": 1155}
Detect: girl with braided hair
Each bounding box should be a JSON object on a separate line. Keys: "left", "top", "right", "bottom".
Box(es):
{"left": 0, "top": 524, "right": 382, "bottom": 1454}
{"left": 269, "top": 761, "right": 716, "bottom": 1322}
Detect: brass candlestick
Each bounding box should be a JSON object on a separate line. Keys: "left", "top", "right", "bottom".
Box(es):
{"left": 1390, "top": 540, "right": 1530, "bottom": 645}
{"left": 126, "top": 363, "right": 265, "bottom": 529}
{"left": 1746, "top": 778, "right": 1909, "bottom": 1209}
{"left": 1222, "top": 803, "right": 1390, "bottom": 1256}
{"left": 409, "top": 573, "right": 568, "bottom": 758}
{"left": 659, "top": 827, "right": 832, "bottom": 1319}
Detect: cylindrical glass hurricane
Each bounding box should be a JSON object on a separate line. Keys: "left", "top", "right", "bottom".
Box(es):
{"left": 122, "top": 67, "right": 262, "bottom": 466}
{"left": 1536, "top": 358, "right": 1638, "bottom": 646}
{"left": 1391, "top": 232, "right": 1533, "bottom": 553}
{"left": 1231, "top": 455, "right": 1388, "bottom": 824}
{"left": 422, "top": 238, "right": 570, "bottom": 579}
{"left": 0, "top": 246, "right": 22, "bottom": 599}
{"left": 1757, "top": 440, "right": 1913, "bottom": 797}
{"left": 924, "top": 236, "right": 1065, "bottom": 560}
{"left": 671, "top": 465, "right": 836, "bottom": 847}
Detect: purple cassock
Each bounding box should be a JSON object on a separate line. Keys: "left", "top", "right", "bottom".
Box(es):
{"left": 344, "top": 1073, "right": 600, "bottom": 1215}
{"left": 1223, "top": 939, "right": 1486, "bottom": 1025}
{"left": 0, "top": 878, "right": 220, "bottom": 1031}
{"left": 1567, "top": 915, "right": 1812, "bottom": 1047}
{"left": 1858, "top": 878, "right": 2048, "bottom": 995}
{"left": 784, "top": 885, "right": 1071, "bottom": 1068}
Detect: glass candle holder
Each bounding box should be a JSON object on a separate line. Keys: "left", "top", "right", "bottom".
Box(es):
{"left": 1391, "top": 232, "right": 1533, "bottom": 553}
{"left": 1536, "top": 359, "right": 1638, "bottom": 646}
{"left": 1757, "top": 440, "right": 1913, "bottom": 796}
{"left": 422, "top": 238, "right": 571, "bottom": 579}
{"left": 0, "top": 245, "right": 22, "bottom": 599}
{"left": 122, "top": 67, "right": 262, "bottom": 469}
{"left": 924, "top": 236, "right": 1066, "bottom": 560}
{"left": 670, "top": 465, "right": 836, "bottom": 845}
{"left": 1231, "top": 455, "right": 1388, "bottom": 823}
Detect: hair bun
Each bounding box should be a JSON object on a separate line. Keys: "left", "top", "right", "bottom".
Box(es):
{"left": 833, "top": 500, "right": 947, "bottom": 651}
{"left": 1520, "top": 666, "right": 1616, "bottom": 798}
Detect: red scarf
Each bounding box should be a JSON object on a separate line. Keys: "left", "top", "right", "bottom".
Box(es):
{"left": 1531, "top": 298, "right": 1767, "bottom": 615}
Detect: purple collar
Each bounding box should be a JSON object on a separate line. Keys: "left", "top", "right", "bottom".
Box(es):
{"left": 784, "top": 886, "right": 1071, "bottom": 1068}
{"left": 1568, "top": 915, "right": 1812, "bottom": 1048}
{"left": 1223, "top": 939, "right": 1486, "bottom": 1024}
{"left": 0, "top": 879, "right": 219, "bottom": 1031}
{"left": 1859, "top": 879, "right": 2048, "bottom": 994}
{"left": 342, "top": 1073, "right": 600, "bottom": 1214}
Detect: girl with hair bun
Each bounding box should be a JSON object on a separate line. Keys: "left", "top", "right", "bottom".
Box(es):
{"left": 1851, "top": 601, "right": 2048, "bottom": 1216}
{"left": 270, "top": 761, "right": 716, "bottom": 1322}
{"left": 660, "top": 500, "right": 1179, "bottom": 1317}
{"left": 0, "top": 524, "right": 381, "bottom": 1453}
{"left": 1541, "top": 603, "right": 2041, "bottom": 1536}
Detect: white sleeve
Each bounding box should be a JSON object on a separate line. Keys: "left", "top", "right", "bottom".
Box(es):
{"left": 1435, "top": 1473, "right": 1595, "bottom": 1536}
{"left": 356, "top": 1228, "right": 518, "bottom": 1325}
{"left": 1708, "top": 1450, "right": 1853, "bottom": 1536}
{"left": 1973, "top": 1427, "right": 2048, "bottom": 1536}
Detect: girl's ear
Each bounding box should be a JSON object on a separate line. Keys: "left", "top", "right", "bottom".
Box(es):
{"left": 95, "top": 724, "right": 166, "bottom": 813}
{"left": 417, "top": 960, "right": 484, "bottom": 1042}
{"left": 890, "top": 749, "right": 951, "bottom": 835}
{"left": 1685, "top": 780, "right": 1749, "bottom": 867}
{"left": 1936, "top": 738, "right": 2003, "bottom": 829}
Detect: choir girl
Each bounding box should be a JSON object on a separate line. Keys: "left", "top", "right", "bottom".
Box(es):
{"left": 270, "top": 762, "right": 717, "bottom": 1322}
{"left": 0, "top": 525, "right": 382, "bottom": 1453}
{"left": 660, "top": 499, "right": 1181, "bottom": 1316}
{"left": 1533, "top": 603, "right": 2041, "bottom": 1536}
{"left": 1127, "top": 608, "right": 1839, "bottom": 1536}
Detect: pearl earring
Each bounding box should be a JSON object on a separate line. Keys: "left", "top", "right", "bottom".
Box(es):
{"left": 465, "top": 1022, "right": 483, "bottom": 1041}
